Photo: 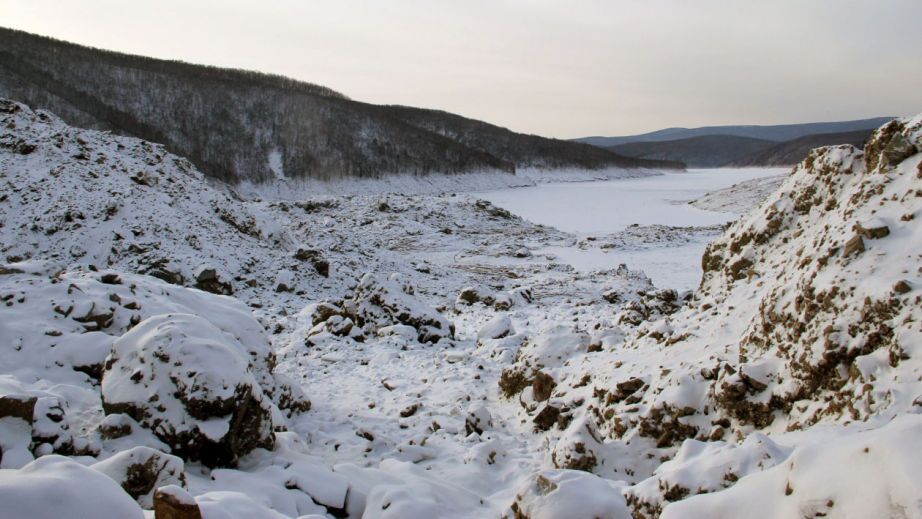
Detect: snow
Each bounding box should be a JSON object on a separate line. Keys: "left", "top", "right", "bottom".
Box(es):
{"left": 2, "top": 97, "right": 921, "bottom": 519}
{"left": 662, "top": 415, "right": 922, "bottom": 519}
{"left": 0, "top": 455, "right": 144, "bottom": 518}
{"left": 268, "top": 149, "right": 286, "bottom": 180}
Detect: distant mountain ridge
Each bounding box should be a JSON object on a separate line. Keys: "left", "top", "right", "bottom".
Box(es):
{"left": 576, "top": 117, "right": 894, "bottom": 148}
{"left": 0, "top": 27, "right": 680, "bottom": 186}
{"left": 726, "top": 129, "right": 874, "bottom": 167}
{"left": 606, "top": 135, "right": 774, "bottom": 168}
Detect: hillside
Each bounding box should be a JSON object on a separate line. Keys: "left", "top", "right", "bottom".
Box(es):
{"left": 605, "top": 134, "right": 774, "bottom": 168}
{"left": 0, "top": 27, "right": 677, "bottom": 187}
{"left": 577, "top": 117, "right": 893, "bottom": 147}
{"left": 385, "top": 105, "right": 684, "bottom": 171}
{"left": 727, "top": 129, "right": 873, "bottom": 167}
{"left": 500, "top": 116, "right": 922, "bottom": 517}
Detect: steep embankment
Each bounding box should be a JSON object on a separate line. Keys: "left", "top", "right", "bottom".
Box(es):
{"left": 499, "top": 116, "right": 922, "bottom": 517}
{"left": 0, "top": 27, "right": 676, "bottom": 186}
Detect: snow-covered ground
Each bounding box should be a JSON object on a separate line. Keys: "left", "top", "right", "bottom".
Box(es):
{"left": 1, "top": 98, "right": 921, "bottom": 519}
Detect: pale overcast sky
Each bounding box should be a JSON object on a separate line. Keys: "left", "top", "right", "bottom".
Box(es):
{"left": 2, "top": 0, "right": 920, "bottom": 137}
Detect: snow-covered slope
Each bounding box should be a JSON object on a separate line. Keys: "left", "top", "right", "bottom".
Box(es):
{"left": 498, "top": 115, "right": 922, "bottom": 517}
{"left": 0, "top": 98, "right": 310, "bottom": 297}
{"left": 2, "top": 96, "right": 921, "bottom": 519}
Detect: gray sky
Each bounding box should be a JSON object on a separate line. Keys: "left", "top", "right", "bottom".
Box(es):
{"left": 2, "top": 0, "right": 920, "bottom": 138}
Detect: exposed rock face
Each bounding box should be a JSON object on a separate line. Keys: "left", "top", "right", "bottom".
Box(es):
{"left": 193, "top": 267, "right": 233, "bottom": 295}
{"left": 154, "top": 485, "right": 203, "bottom": 519}
{"left": 0, "top": 394, "right": 36, "bottom": 422}
{"left": 101, "top": 314, "right": 276, "bottom": 467}
{"left": 294, "top": 248, "right": 330, "bottom": 277}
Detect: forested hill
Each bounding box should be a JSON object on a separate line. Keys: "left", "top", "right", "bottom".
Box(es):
{"left": 0, "top": 27, "right": 679, "bottom": 185}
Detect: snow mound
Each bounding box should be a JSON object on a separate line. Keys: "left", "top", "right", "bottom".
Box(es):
{"left": 0, "top": 455, "right": 144, "bottom": 518}
{"left": 505, "top": 469, "right": 631, "bottom": 519}
{"left": 101, "top": 313, "right": 276, "bottom": 467}
{"left": 662, "top": 414, "right": 922, "bottom": 519}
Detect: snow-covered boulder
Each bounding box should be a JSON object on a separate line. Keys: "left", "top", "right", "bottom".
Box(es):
{"left": 627, "top": 432, "right": 790, "bottom": 517}
{"left": 465, "top": 404, "right": 494, "bottom": 436}
{"left": 477, "top": 314, "right": 515, "bottom": 341}
{"left": 505, "top": 470, "right": 631, "bottom": 519}
{"left": 661, "top": 414, "right": 922, "bottom": 519}
{"left": 92, "top": 446, "right": 186, "bottom": 508}
{"left": 0, "top": 455, "right": 144, "bottom": 518}
{"left": 101, "top": 313, "right": 276, "bottom": 467}
{"left": 154, "top": 485, "right": 203, "bottom": 519}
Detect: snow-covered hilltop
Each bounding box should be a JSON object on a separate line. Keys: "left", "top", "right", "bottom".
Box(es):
{"left": 1, "top": 97, "right": 921, "bottom": 518}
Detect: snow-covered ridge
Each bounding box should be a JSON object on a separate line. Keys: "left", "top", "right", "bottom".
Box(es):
{"left": 498, "top": 114, "right": 922, "bottom": 516}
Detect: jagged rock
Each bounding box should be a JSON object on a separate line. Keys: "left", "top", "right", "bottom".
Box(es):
{"left": 144, "top": 261, "right": 185, "bottom": 286}
{"left": 533, "top": 403, "right": 562, "bottom": 431}
{"left": 71, "top": 301, "right": 116, "bottom": 331}
{"left": 456, "top": 286, "right": 496, "bottom": 307}
{"left": 92, "top": 447, "right": 186, "bottom": 508}
{"left": 617, "top": 289, "right": 681, "bottom": 326}
{"left": 308, "top": 275, "right": 452, "bottom": 344}
{"left": 101, "top": 314, "right": 275, "bottom": 467}
{"left": 855, "top": 220, "right": 890, "bottom": 239}
{"left": 0, "top": 135, "right": 37, "bottom": 155}
{"left": 193, "top": 266, "right": 232, "bottom": 295}
{"left": 293, "top": 248, "right": 330, "bottom": 277}
{"left": 532, "top": 371, "right": 557, "bottom": 402}
{"left": 154, "top": 485, "right": 202, "bottom": 519}
{"left": 879, "top": 131, "right": 917, "bottom": 170}
{"left": 843, "top": 234, "right": 865, "bottom": 256}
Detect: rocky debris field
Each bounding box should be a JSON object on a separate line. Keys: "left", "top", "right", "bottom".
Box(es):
{"left": 1, "top": 97, "right": 921, "bottom": 518}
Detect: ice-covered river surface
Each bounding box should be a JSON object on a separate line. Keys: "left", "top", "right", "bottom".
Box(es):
{"left": 479, "top": 168, "right": 787, "bottom": 291}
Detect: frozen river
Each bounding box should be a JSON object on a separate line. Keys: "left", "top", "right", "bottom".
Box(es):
{"left": 479, "top": 168, "right": 787, "bottom": 291}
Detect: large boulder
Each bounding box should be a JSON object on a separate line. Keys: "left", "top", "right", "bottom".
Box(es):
{"left": 92, "top": 446, "right": 186, "bottom": 508}
{"left": 101, "top": 313, "right": 276, "bottom": 467}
